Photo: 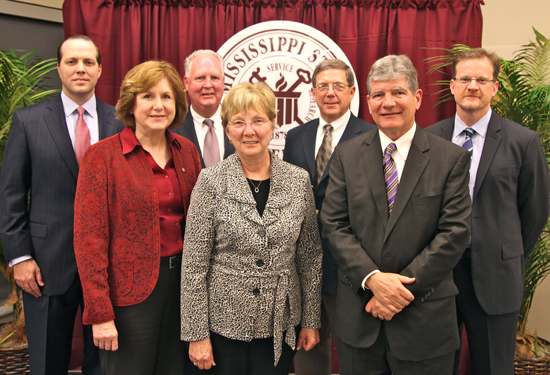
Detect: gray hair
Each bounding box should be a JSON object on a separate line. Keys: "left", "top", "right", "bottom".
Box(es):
{"left": 367, "top": 55, "right": 418, "bottom": 95}
{"left": 184, "top": 49, "right": 224, "bottom": 76}
{"left": 312, "top": 58, "right": 355, "bottom": 88}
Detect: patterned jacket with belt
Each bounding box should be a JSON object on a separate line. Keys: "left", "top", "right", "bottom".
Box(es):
{"left": 180, "top": 152, "right": 322, "bottom": 365}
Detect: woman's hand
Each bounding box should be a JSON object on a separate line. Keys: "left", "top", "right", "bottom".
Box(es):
{"left": 92, "top": 320, "right": 118, "bottom": 351}
{"left": 189, "top": 337, "right": 216, "bottom": 370}
{"left": 297, "top": 327, "right": 320, "bottom": 352}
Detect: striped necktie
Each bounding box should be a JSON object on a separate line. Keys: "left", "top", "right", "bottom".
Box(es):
{"left": 462, "top": 127, "right": 475, "bottom": 169}
{"left": 315, "top": 124, "right": 333, "bottom": 188}
{"left": 384, "top": 143, "right": 399, "bottom": 213}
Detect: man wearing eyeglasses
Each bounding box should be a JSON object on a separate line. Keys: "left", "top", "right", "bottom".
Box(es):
{"left": 283, "top": 58, "right": 375, "bottom": 375}
{"left": 426, "top": 48, "right": 550, "bottom": 375}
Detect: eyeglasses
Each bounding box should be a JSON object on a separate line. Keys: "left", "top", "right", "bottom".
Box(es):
{"left": 453, "top": 77, "right": 497, "bottom": 85}
{"left": 228, "top": 119, "right": 270, "bottom": 129}
{"left": 315, "top": 83, "right": 350, "bottom": 92}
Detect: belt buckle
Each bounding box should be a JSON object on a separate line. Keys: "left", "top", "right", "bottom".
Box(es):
{"left": 169, "top": 255, "right": 176, "bottom": 269}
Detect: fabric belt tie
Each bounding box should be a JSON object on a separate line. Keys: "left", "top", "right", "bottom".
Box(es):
{"left": 211, "top": 263, "right": 293, "bottom": 366}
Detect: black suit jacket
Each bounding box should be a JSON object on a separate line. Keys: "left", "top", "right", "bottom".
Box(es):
{"left": 171, "top": 110, "right": 235, "bottom": 168}
{"left": 321, "top": 126, "right": 471, "bottom": 360}
{"left": 283, "top": 114, "right": 376, "bottom": 295}
{"left": 0, "top": 94, "right": 124, "bottom": 296}
{"left": 426, "top": 113, "right": 550, "bottom": 315}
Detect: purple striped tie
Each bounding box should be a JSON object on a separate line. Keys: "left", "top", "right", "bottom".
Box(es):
{"left": 384, "top": 143, "right": 399, "bottom": 213}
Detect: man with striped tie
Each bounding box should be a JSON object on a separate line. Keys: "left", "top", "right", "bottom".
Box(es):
{"left": 426, "top": 48, "right": 550, "bottom": 375}
{"left": 321, "top": 54, "right": 472, "bottom": 375}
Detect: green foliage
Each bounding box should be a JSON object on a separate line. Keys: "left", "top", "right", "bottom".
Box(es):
{"left": 0, "top": 48, "right": 59, "bottom": 166}
{"left": 426, "top": 29, "right": 550, "bottom": 337}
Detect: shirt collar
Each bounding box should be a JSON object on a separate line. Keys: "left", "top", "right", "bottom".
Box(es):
{"left": 319, "top": 110, "right": 351, "bottom": 132}
{"left": 453, "top": 108, "right": 491, "bottom": 140}
{"left": 61, "top": 91, "right": 96, "bottom": 118}
{"left": 121, "top": 127, "right": 181, "bottom": 155}
{"left": 190, "top": 105, "right": 221, "bottom": 128}
{"left": 379, "top": 123, "right": 417, "bottom": 160}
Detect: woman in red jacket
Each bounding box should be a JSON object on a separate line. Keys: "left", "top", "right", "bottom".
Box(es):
{"left": 74, "top": 60, "right": 201, "bottom": 375}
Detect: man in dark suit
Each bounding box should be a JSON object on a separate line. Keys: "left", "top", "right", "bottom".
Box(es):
{"left": 321, "top": 55, "right": 472, "bottom": 375}
{"left": 425, "top": 48, "right": 549, "bottom": 375}
{"left": 171, "top": 49, "right": 234, "bottom": 167}
{"left": 283, "top": 58, "right": 376, "bottom": 375}
{"left": 0, "top": 35, "right": 123, "bottom": 375}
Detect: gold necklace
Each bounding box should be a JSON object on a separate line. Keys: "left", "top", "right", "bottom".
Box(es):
{"left": 247, "top": 178, "right": 262, "bottom": 193}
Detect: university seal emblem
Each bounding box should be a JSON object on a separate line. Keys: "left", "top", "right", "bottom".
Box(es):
{"left": 218, "top": 21, "right": 359, "bottom": 158}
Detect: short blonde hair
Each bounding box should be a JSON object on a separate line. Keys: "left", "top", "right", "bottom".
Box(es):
{"left": 116, "top": 60, "right": 187, "bottom": 129}
{"left": 220, "top": 82, "right": 277, "bottom": 131}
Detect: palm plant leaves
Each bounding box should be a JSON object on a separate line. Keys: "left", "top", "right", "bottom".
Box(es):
{"left": 0, "top": 48, "right": 59, "bottom": 165}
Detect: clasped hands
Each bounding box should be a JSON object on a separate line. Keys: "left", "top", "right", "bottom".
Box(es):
{"left": 364, "top": 272, "right": 415, "bottom": 321}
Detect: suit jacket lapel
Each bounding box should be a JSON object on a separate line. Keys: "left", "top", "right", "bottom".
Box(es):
{"left": 299, "top": 120, "right": 318, "bottom": 182}
{"left": 437, "top": 118, "right": 454, "bottom": 141}
{"left": 44, "top": 95, "right": 79, "bottom": 180}
{"left": 363, "top": 131, "right": 389, "bottom": 226}
{"left": 474, "top": 113, "right": 502, "bottom": 197}
{"left": 97, "top": 100, "right": 116, "bottom": 140}
{"left": 385, "top": 126, "right": 429, "bottom": 241}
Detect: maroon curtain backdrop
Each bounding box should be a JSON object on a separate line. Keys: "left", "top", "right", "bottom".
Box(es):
{"left": 63, "top": 0, "right": 483, "bottom": 127}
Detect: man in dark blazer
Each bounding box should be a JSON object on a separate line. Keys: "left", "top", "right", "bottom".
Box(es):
{"left": 321, "top": 55, "right": 472, "bottom": 375}
{"left": 0, "top": 35, "right": 123, "bottom": 375}
{"left": 425, "top": 48, "right": 550, "bottom": 375}
{"left": 283, "top": 58, "right": 376, "bottom": 375}
{"left": 171, "top": 49, "right": 234, "bottom": 167}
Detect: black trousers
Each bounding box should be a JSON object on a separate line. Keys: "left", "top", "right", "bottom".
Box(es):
{"left": 338, "top": 323, "right": 454, "bottom": 375}
{"left": 99, "top": 259, "right": 189, "bottom": 375}
{"left": 453, "top": 258, "right": 518, "bottom": 375}
{"left": 23, "top": 274, "right": 101, "bottom": 375}
{"left": 192, "top": 330, "right": 297, "bottom": 375}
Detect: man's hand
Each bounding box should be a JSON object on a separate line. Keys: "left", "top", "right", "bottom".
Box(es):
{"left": 365, "top": 272, "right": 415, "bottom": 313}
{"left": 365, "top": 295, "right": 396, "bottom": 321}
{"left": 297, "top": 328, "right": 320, "bottom": 351}
{"left": 13, "top": 259, "right": 44, "bottom": 298}
{"left": 92, "top": 320, "right": 119, "bottom": 351}
{"left": 189, "top": 338, "right": 216, "bottom": 370}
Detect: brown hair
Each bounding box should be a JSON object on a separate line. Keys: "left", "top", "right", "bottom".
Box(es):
{"left": 57, "top": 35, "right": 101, "bottom": 65}
{"left": 452, "top": 48, "right": 501, "bottom": 80}
{"left": 116, "top": 61, "right": 187, "bottom": 129}
{"left": 220, "top": 82, "right": 277, "bottom": 131}
{"left": 312, "top": 59, "right": 354, "bottom": 87}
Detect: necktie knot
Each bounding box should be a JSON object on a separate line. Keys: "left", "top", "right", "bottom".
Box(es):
{"left": 204, "top": 119, "right": 215, "bottom": 129}
{"left": 323, "top": 124, "right": 333, "bottom": 135}
{"left": 77, "top": 107, "right": 86, "bottom": 117}
{"left": 463, "top": 127, "right": 475, "bottom": 139}
{"left": 385, "top": 142, "right": 397, "bottom": 156}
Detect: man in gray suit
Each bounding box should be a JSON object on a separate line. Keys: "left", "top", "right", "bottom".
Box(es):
{"left": 0, "top": 35, "right": 123, "bottom": 375}
{"left": 284, "top": 58, "right": 376, "bottom": 375}
{"left": 171, "top": 49, "right": 234, "bottom": 167}
{"left": 426, "top": 48, "right": 550, "bottom": 375}
{"left": 321, "top": 55, "right": 471, "bottom": 375}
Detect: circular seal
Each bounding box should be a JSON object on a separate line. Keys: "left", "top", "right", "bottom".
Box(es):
{"left": 218, "top": 21, "right": 359, "bottom": 159}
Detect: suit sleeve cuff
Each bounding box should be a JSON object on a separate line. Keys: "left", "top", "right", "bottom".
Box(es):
{"left": 9, "top": 255, "right": 33, "bottom": 267}
{"left": 362, "top": 270, "right": 380, "bottom": 290}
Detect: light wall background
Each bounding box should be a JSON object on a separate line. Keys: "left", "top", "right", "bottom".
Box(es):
{"left": 0, "top": 0, "right": 549, "bottom": 337}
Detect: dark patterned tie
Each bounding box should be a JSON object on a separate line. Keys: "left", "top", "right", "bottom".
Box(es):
{"left": 462, "top": 127, "right": 475, "bottom": 170}
{"left": 75, "top": 107, "right": 90, "bottom": 166}
{"left": 203, "top": 119, "right": 220, "bottom": 167}
{"left": 315, "top": 124, "right": 333, "bottom": 188}
{"left": 384, "top": 143, "right": 399, "bottom": 213}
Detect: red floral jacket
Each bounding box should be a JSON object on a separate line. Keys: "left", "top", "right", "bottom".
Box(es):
{"left": 74, "top": 128, "right": 201, "bottom": 324}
